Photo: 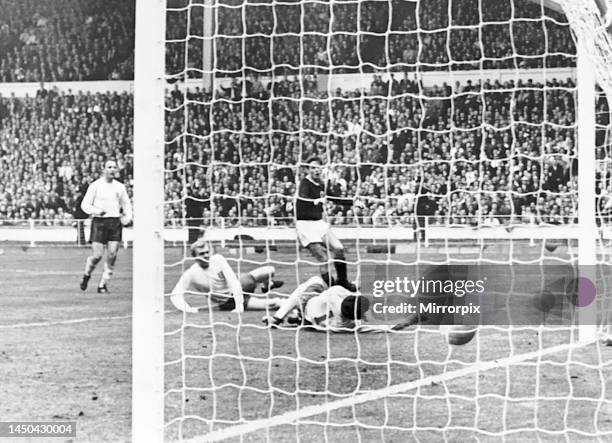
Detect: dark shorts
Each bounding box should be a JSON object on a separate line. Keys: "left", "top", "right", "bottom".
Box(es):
{"left": 90, "top": 217, "right": 122, "bottom": 244}
{"left": 218, "top": 294, "right": 251, "bottom": 311}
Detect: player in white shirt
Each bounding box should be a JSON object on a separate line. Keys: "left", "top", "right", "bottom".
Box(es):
{"left": 170, "top": 239, "right": 284, "bottom": 313}
{"left": 262, "top": 276, "right": 369, "bottom": 331}
{"left": 79, "top": 159, "right": 132, "bottom": 293}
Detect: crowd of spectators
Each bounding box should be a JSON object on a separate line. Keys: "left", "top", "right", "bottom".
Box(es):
{"left": 0, "top": 0, "right": 134, "bottom": 82}
{"left": 163, "top": 74, "right": 611, "bottom": 228}
{"left": 4, "top": 75, "right": 608, "bottom": 227}
{"left": 1, "top": 0, "right": 610, "bottom": 229}
{"left": 0, "top": 0, "right": 577, "bottom": 82}
{"left": 167, "top": 0, "right": 575, "bottom": 78}
{"left": 0, "top": 0, "right": 576, "bottom": 82}
{"left": 0, "top": 87, "right": 133, "bottom": 223}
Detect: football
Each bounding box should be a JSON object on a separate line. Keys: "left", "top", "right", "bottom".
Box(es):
{"left": 440, "top": 325, "right": 477, "bottom": 346}
{"left": 533, "top": 290, "right": 556, "bottom": 313}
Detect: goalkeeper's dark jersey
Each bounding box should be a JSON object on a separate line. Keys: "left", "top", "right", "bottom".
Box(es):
{"left": 296, "top": 176, "right": 352, "bottom": 221}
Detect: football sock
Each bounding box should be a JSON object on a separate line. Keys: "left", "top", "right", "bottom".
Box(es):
{"left": 321, "top": 271, "right": 333, "bottom": 287}
{"left": 99, "top": 262, "right": 114, "bottom": 287}
{"left": 84, "top": 256, "right": 99, "bottom": 276}
{"left": 334, "top": 259, "right": 348, "bottom": 282}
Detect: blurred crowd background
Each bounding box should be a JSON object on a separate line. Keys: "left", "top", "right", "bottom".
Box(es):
{"left": 0, "top": 0, "right": 610, "bottom": 227}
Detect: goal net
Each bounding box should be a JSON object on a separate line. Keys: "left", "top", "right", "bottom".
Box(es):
{"left": 133, "top": 0, "right": 612, "bottom": 440}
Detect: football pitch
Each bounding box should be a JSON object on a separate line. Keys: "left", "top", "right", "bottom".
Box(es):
{"left": 1, "top": 243, "right": 611, "bottom": 442}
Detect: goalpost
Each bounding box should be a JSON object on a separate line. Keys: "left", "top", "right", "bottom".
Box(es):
{"left": 133, "top": 0, "right": 165, "bottom": 442}
{"left": 133, "top": 0, "right": 612, "bottom": 441}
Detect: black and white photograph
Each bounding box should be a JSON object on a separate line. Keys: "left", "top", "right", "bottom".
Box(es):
{"left": 1, "top": 0, "right": 612, "bottom": 441}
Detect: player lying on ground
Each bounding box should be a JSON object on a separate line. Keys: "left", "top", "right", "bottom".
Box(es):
{"left": 170, "top": 239, "right": 284, "bottom": 313}
{"left": 262, "top": 276, "right": 367, "bottom": 330}
{"left": 262, "top": 276, "right": 425, "bottom": 332}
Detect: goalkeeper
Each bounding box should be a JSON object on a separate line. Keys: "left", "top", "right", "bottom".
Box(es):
{"left": 170, "top": 239, "right": 284, "bottom": 313}
{"left": 262, "top": 276, "right": 369, "bottom": 331}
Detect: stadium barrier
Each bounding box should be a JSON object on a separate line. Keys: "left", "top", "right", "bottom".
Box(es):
{"left": 0, "top": 80, "right": 134, "bottom": 97}
{"left": 211, "top": 67, "right": 577, "bottom": 95}
{"left": 1, "top": 218, "right": 610, "bottom": 246}
{"left": 0, "top": 67, "right": 575, "bottom": 98}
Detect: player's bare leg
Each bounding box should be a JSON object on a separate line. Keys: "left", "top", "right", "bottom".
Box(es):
{"left": 324, "top": 230, "right": 356, "bottom": 291}
{"left": 81, "top": 241, "right": 104, "bottom": 290}
{"left": 98, "top": 240, "right": 120, "bottom": 293}
{"left": 262, "top": 276, "right": 326, "bottom": 327}
{"left": 238, "top": 273, "right": 282, "bottom": 310}
{"left": 245, "top": 297, "right": 281, "bottom": 310}
{"left": 306, "top": 242, "right": 334, "bottom": 286}
{"left": 246, "top": 265, "right": 284, "bottom": 293}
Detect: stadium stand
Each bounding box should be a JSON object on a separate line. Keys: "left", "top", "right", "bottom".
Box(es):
{"left": 3, "top": 75, "right": 607, "bottom": 227}
{"left": 167, "top": 75, "right": 592, "bottom": 228}
{"left": 0, "top": 87, "right": 133, "bottom": 223}
{"left": 1, "top": 0, "right": 609, "bottom": 228}
{"left": 0, "top": 0, "right": 134, "bottom": 82}
{"left": 209, "top": 0, "right": 575, "bottom": 75}
{"left": 166, "top": 0, "right": 575, "bottom": 78}
{"left": 0, "top": 0, "right": 576, "bottom": 81}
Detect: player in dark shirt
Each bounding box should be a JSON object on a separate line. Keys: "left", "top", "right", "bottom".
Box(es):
{"left": 295, "top": 157, "right": 356, "bottom": 291}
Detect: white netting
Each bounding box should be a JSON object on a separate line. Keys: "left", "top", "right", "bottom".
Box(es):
{"left": 161, "top": 0, "right": 612, "bottom": 440}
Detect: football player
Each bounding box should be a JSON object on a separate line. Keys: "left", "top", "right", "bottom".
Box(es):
{"left": 170, "top": 239, "right": 284, "bottom": 313}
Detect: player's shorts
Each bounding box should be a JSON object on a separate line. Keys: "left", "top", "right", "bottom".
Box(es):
{"left": 296, "top": 219, "right": 330, "bottom": 247}
{"left": 90, "top": 217, "right": 122, "bottom": 244}
{"left": 217, "top": 294, "right": 252, "bottom": 311}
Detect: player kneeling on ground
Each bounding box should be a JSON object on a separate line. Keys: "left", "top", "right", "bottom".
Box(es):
{"left": 170, "top": 239, "right": 284, "bottom": 313}
{"left": 262, "top": 276, "right": 369, "bottom": 331}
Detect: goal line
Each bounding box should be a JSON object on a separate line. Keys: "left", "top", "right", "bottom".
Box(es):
{"left": 185, "top": 336, "right": 601, "bottom": 443}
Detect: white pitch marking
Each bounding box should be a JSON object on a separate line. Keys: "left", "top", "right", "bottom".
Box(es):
{"left": 5, "top": 269, "right": 131, "bottom": 276}
{"left": 0, "top": 309, "right": 178, "bottom": 329}
{"left": 0, "top": 314, "right": 132, "bottom": 329}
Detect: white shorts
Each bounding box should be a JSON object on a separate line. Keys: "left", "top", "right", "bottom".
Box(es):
{"left": 296, "top": 219, "right": 330, "bottom": 247}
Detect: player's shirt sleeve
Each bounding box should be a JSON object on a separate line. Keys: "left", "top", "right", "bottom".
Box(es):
{"left": 80, "top": 181, "right": 98, "bottom": 215}
{"left": 324, "top": 181, "right": 353, "bottom": 206}
{"left": 170, "top": 265, "right": 200, "bottom": 313}
{"left": 210, "top": 254, "right": 244, "bottom": 312}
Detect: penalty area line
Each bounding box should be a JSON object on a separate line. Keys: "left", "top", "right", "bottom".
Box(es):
{"left": 5, "top": 269, "right": 132, "bottom": 276}
{"left": 0, "top": 309, "right": 178, "bottom": 329}
{"left": 192, "top": 339, "right": 596, "bottom": 443}
{"left": 0, "top": 314, "right": 132, "bottom": 329}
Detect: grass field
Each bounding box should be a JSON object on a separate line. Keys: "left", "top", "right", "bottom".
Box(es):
{"left": 2, "top": 242, "right": 612, "bottom": 442}
{"left": 0, "top": 245, "right": 132, "bottom": 442}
